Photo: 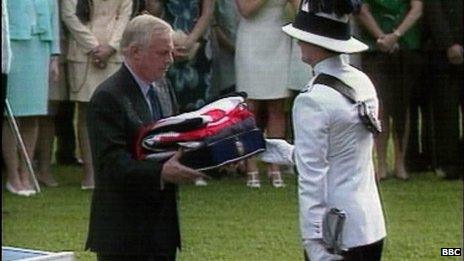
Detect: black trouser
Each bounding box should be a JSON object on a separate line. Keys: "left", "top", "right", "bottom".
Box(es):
{"left": 304, "top": 240, "right": 384, "bottom": 261}
{"left": 427, "top": 51, "right": 463, "bottom": 178}
{"left": 54, "top": 100, "right": 77, "bottom": 163}
{"left": 97, "top": 251, "right": 176, "bottom": 261}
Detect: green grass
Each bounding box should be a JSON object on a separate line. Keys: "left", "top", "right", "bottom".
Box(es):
{"left": 2, "top": 167, "right": 463, "bottom": 260}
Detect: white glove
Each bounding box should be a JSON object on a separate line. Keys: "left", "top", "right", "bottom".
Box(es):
{"left": 303, "top": 239, "right": 343, "bottom": 261}
{"left": 260, "top": 139, "right": 294, "bottom": 166}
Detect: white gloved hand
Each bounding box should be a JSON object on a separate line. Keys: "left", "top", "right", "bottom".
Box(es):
{"left": 260, "top": 139, "right": 294, "bottom": 166}
{"left": 303, "top": 239, "right": 343, "bottom": 261}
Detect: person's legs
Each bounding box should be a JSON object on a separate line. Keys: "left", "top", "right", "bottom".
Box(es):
{"left": 405, "top": 54, "right": 425, "bottom": 172}
{"left": 245, "top": 99, "right": 262, "bottom": 188}
{"left": 389, "top": 53, "right": 410, "bottom": 180}
{"left": 2, "top": 117, "right": 25, "bottom": 191}
{"left": 266, "top": 98, "right": 286, "bottom": 187}
{"left": 17, "top": 116, "right": 39, "bottom": 190}
{"left": 342, "top": 240, "right": 384, "bottom": 261}
{"left": 363, "top": 52, "right": 391, "bottom": 180}
{"left": 36, "top": 114, "right": 58, "bottom": 187}
{"left": 55, "top": 100, "right": 79, "bottom": 165}
{"left": 392, "top": 51, "right": 422, "bottom": 179}
{"left": 77, "top": 102, "right": 94, "bottom": 189}
{"left": 430, "top": 52, "right": 463, "bottom": 179}
{"left": 392, "top": 97, "right": 410, "bottom": 180}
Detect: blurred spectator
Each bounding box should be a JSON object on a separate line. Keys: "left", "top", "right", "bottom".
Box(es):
{"left": 284, "top": 2, "right": 312, "bottom": 144}
{"left": 35, "top": 12, "right": 76, "bottom": 187}
{"left": 235, "top": 0, "right": 299, "bottom": 188}
{"left": 357, "top": 0, "right": 423, "bottom": 180}
{"left": 421, "top": 0, "right": 463, "bottom": 179}
{"left": 61, "top": 0, "right": 132, "bottom": 189}
{"left": 2, "top": 0, "right": 60, "bottom": 196}
{"left": 285, "top": 2, "right": 312, "bottom": 95}
{"left": 210, "top": 0, "right": 239, "bottom": 97}
{"left": 163, "top": 0, "right": 214, "bottom": 112}
{"left": 53, "top": 17, "right": 80, "bottom": 167}
{"left": 163, "top": 0, "right": 214, "bottom": 186}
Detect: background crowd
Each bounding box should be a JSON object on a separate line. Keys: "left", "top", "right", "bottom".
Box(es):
{"left": 2, "top": 0, "right": 463, "bottom": 197}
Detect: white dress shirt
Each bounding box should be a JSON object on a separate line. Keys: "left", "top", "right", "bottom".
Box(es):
{"left": 293, "top": 55, "right": 386, "bottom": 249}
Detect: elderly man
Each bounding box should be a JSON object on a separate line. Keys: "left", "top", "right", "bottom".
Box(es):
{"left": 85, "top": 15, "right": 207, "bottom": 261}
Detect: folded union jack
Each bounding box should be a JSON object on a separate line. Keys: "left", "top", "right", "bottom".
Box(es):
{"left": 133, "top": 93, "right": 266, "bottom": 170}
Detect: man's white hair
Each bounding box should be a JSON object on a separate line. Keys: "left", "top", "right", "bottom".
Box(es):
{"left": 120, "top": 14, "right": 172, "bottom": 57}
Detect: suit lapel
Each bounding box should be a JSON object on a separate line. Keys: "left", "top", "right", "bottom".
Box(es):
{"left": 118, "top": 64, "right": 153, "bottom": 124}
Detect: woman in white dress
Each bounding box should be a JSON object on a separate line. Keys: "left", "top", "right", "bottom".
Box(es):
{"left": 235, "top": 0, "right": 299, "bottom": 188}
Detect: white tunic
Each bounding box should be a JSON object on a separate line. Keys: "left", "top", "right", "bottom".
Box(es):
{"left": 293, "top": 55, "right": 386, "bottom": 249}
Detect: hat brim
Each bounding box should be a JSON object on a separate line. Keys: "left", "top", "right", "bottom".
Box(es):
{"left": 282, "top": 24, "right": 368, "bottom": 54}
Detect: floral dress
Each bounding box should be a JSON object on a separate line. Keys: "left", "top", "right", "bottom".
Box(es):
{"left": 164, "top": 0, "right": 212, "bottom": 112}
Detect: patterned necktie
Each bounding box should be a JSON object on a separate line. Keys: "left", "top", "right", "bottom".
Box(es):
{"left": 147, "top": 85, "right": 162, "bottom": 121}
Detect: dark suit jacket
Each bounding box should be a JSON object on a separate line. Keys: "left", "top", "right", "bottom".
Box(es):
{"left": 85, "top": 64, "right": 180, "bottom": 254}
{"left": 423, "top": 0, "right": 463, "bottom": 51}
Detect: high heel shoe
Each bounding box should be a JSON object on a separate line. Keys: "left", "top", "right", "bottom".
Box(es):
{"left": 194, "top": 177, "right": 208, "bottom": 186}
{"left": 246, "top": 171, "right": 261, "bottom": 188}
{"left": 22, "top": 184, "right": 37, "bottom": 196}
{"left": 5, "top": 183, "right": 30, "bottom": 197}
{"left": 268, "top": 171, "right": 285, "bottom": 188}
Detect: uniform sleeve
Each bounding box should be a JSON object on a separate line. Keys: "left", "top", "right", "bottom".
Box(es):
{"left": 61, "top": 0, "right": 99, "bottom": 53}
{"left": 108, "top": 0, "right": 132, "bottom": 51}
{"left": 293, "top": 91, "right": 330, "bottom": 240}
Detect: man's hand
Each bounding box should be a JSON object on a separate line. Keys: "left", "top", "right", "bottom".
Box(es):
{"left": 447, "top": 44, "right": 464, "bottom": 65}
{"left": 260, "top": 139, "right": 295, "bottom": 166}
{"left": 303, "top": 239, "right": 343, "bottom": 261}
{"left": 161, "top": 149, "right": 210, "bottom": 184}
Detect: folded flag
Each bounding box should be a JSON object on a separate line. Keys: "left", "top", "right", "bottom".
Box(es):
{"left": 133, "top": 93, "right": 266, "bottom": 171}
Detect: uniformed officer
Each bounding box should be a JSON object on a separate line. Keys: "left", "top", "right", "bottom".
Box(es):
{"left": 261, "top": 0, "right": 387, "bottom": 260}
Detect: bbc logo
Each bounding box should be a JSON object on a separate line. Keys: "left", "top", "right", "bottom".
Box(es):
{"left": 441, "top": 248, "right": 461, "bottom": 256}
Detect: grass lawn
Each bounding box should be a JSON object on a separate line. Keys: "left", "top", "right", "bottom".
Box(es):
{"left": 2, "top": 166, "right": 463, "bottom": 260}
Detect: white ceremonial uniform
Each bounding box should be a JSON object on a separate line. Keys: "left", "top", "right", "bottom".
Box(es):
{"left": 293, "top": 55, "right": 386, "bottom": 249}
